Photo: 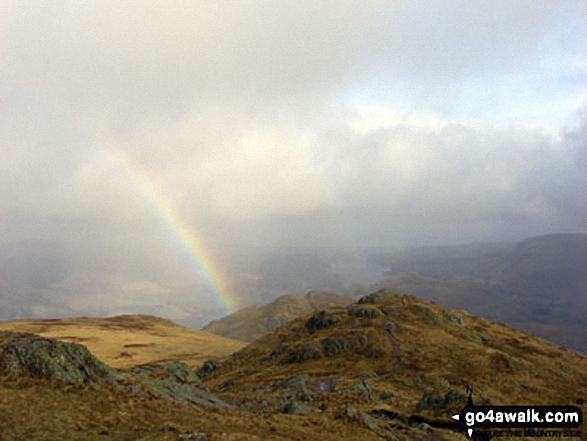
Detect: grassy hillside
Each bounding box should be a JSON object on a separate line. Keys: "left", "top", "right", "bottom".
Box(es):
{"left": 0, "top": 314, "right": 246, "bottom": 368}
{"left": 203, "top": 290, "right": 352, "bottom": 342}
{"left": 1, "top": 291, "right": 586, "bottom": 440}
{"left": 205, "top": 290, "right": 587, "bottom": 439}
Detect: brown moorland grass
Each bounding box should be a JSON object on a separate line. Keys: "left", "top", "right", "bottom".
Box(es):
{"left": 204, "top": 293, "right": 587, "bottom": 439}
{"left": 203, "top": 291, "right": 353, "bottom": 343}
{"left": 1, "top": 293, "right": 586, "bottom": 440}
{"left": 0, "top": 375, "right": 389, "bottom": 441}
{"left": 0, "top": 315, "right": 246, "bottom": 368}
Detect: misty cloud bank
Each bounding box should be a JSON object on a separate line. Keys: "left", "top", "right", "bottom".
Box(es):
{"left": 1, "top": 1, "right": 585, "bottom": 322}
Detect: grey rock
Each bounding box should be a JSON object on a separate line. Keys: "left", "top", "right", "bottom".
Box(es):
{"left": 197, "top": 359, "right": 222, "bottom": 378}
{"left": 443, "top": 310, "right": 467, "bottom": 327}
{"left": 274, "top": 374, "right": 309, "bottom": 390}
{"left": 418, "top": 423, "right": 432, "bottom": 432}
{"left": 282, "top": 342, "right": 322, "bottom": 364}
{"left": 305, "top": 310, "right": 341, "bottom": 332}
{"left": 346, "top": 305, "right": 383, "bottom": 318}
{"left": 179, "top": 433, "right": 207, "bottom": 440}
{"left": 416, "top": 388, "right": 467, "bottom": 412}
{"left": 0, "top": 331, "right": 116, "bottom": 385}
{"left": 128, "top": 362, "right": 229, "bottom": 408}
{"left": 314, "top": 377, "right": 339, "bottom": 393}
{"left": 379, "top": 391, "right": 395, "bottom": 400}
{"left": 341, "top": 404, "right": 378, "bottom": 431}
{"left": 277, "top": 374, "right": 315, "bottom": 402}
{"left": 321, "top": 335, "right": 349, "bottom": 357}
{"left": 282, "top": 401, "right": 321, "bottom": 414}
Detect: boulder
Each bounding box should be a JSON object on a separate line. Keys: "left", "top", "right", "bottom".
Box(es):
{"left": 0, "top": 331, "right": 115, "bottom": 385}
{"left": 305, "top": 310, "right": 341, "bottom": 332}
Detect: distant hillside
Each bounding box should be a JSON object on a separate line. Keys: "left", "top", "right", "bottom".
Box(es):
{"left": 499, "top": 234, "right": 587, "bottom": 324}
{"left": 203, "top": 290, "right": 353, "bottom": 342}
{"left": 351, "top": 272, "right": 526, "bottom": 323}
{"left": 368, "top": 241, "right": 514, "bottom": 280}
{"left": 0, "top": 314, "right": 246, "bottom": 368}
{"left": 360, "top": 234, "right": 587, "bottom": 354}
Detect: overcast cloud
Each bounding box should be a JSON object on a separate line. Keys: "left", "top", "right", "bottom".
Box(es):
{"left": 1, "top": 0, "right": 586, "bottom": 322}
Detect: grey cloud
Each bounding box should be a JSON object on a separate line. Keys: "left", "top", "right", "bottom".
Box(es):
{"left": 0, "top": 0, "right": 585, "bottom": 319}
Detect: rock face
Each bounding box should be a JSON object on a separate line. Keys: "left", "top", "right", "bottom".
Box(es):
{"left": 127, "top": 362, "right": 229, "bottom": 407}
{"left": 305, "top": 310, "right": 342, "bottom": 332}
{"left": 0, "top": 331, "right": 116, "bottom": 384}
{"left": 0, "top": 331, "right": 228, "bottom": 408}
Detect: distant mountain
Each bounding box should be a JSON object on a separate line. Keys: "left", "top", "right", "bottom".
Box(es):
{"left": 202, "top": 290, "right": 353, "bottom": 342}
{"left": 349, "top": 272, "right": 526, "bottom": 323}
{"left": 499, "top": 234, "right": 587, "bottom": 323}
{"left": 368, "top": 241, "right": 514, "bottom": 280}
{"left": 203, "top": 234, "right": 587, "bottom": 353}
{"left": 0, "top": 314, "right": 246, "bottom": 368}
{"left": 360, "top": 234, "right": 587, "bottom": 354}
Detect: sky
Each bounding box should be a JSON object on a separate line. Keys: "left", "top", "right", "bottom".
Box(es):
{"left": 1, "top": 0, "right": 586, "bottom": 322}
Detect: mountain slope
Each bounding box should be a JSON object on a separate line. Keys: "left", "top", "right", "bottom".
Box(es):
{"left": 360, "top": 234, "right": 587, "bottom": 354}
{"left": 499, "top": 234, "right": 587, "bottom": 324}
{"left": 203, "top": 290, "right": 352, "bottom": 342}
{"left": 348, "top": 272, "right": 527, "bottom": 323}
{"left": 204, "top": 290, "right": 587, "bottom": 439}
{"left": 2, "top": 292, "right": 586, "bottom": 440}
{"left": 0, "top": 314, "right": 246, "bottom": 368}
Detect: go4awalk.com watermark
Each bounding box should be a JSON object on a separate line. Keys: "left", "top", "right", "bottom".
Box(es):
{"left": 451, "top": 390, "right": 583, "bottom": 438}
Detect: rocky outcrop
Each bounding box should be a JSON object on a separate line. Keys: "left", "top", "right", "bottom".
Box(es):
{"left": 0, "top": 331, "right": 228, "bottom": 408}
{"left": 0, "top": 331, "right": 115, "bottom": 384}
{"left": 127, "top": 362, "right": 229, "bottom": 407}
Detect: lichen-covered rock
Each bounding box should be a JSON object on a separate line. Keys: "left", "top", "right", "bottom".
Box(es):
{"left": 275, "top": 374, "right": 315, "bottom": 403}
{"left": 128, "top": 362, "right": 229, "bottom": 408}
{"left": 282, "top": 401, "right": 321, "bottom": 415}
{"left": 0, "top": 331, "right": 116, "bottom": 385}
{"left": 321, "top": 335, "right": 349, "bottom": 357}
{"left": 0, "top": 331, "right": 230, "bottom": 408}
{"left": 305, "top": 310, "right": 341, "bottom": 332}
{"left": 345, "top": 305, "right": 383, "bottom": 318}
{"left": 416, "top": 388, "right": 467, "bottom": 412}
{"left": 341, "top": 404, "right": 379, "bottom": 431}
{"left": 443, "top": 309, "right": 467, "bottom": 327}
{"left": 132, "top": 361, "right": 202, "bottom": 384}
{"left": 197, "top": 358, "right": 222, "bottom": 378}
{"left": 349, "top": 380, "right": 375, "bottom": 400}
{"left": 287, "top": 383, "right": 315, "bottom": 403}
{"left": 281, "top": 342, "right": 322, "bottom": 364}
{"left": 363, "top": 344, "right": 386, "bottom": 358}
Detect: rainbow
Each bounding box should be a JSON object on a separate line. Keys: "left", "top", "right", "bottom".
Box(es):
{"left": 107, "top": 149, "right": 239, "bottom": 314}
